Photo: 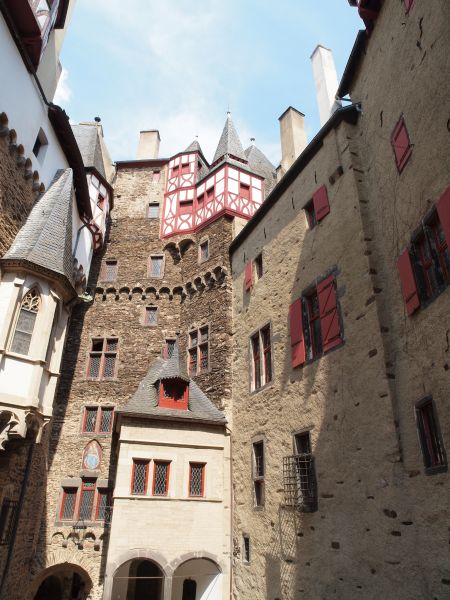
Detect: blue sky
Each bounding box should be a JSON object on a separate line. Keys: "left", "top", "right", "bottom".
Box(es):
{"left": 56, "top": 0, "right": 361, "bottom": 165}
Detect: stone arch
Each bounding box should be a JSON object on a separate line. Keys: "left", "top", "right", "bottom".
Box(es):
{"left": 29, "top": 560, "right": 93, "bottom": 600}
{"left": 169, "top": 551, "right": 225, "bottom": 574}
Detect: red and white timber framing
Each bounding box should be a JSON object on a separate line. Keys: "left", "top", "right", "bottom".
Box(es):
{"left": 161, "top": 151, "right": 264, "bottom": 238}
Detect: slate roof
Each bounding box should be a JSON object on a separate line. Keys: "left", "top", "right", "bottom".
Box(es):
{"left": 72, "top": 124, "right": 106, "bottom": 179}
{"left": 245, "top": 143, "right": 277, "bottom": 194}
{"left": 2, "top": 169, "right": 75, "bottom": 290}
{"left": 212, "top": 113, "right": 247, "bottom": 165}
{"left": 118, "top": 345, "right": 226, "bottom": 425}
{"left": 185, "top": 139, "right": 204, "bottom": 154}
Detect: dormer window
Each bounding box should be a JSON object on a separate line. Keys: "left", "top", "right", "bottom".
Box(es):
{"left": 159, "top": 379, "right": 188, "bottom": 410}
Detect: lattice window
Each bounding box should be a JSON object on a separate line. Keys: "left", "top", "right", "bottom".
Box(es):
{"left": 87, "top": 338, "right": 118, "bottom": 380}
{"left": 283, "top": 454, "right": 318, "bottom": 512}
{"left": 145, "top": 306, "right": 158, "bottom": 326}
{"left": 10, "top": 288, "right": 41, "bottom": 355}
{"left": 153, "top": 462, "right": 170, "bottom": 496}
{"left": 60, "top": 488, "right": 77, "bottom": 520}
{"left": 189, "top": 463, "right": 205, "bottom": 497}
{"left": 84, "top": 408, "right": 97, "bottom": 433}
{"left": 149, "top": 255, "right": 164, "bottom": 278}
{"left": 96, "top": 490, "right": 109, "bottom": 520}
{"left": 132, "top": 460, "right": 149, "bottom": 495}
{"left": 164, "top": 339, "right": 176, "bottom": 358}
{"left": 78, "top": 480, "right": 96, "bottom": 520}
{"left": 0, "top": 499, "right": 18, "bottom": 545}
{"left": 99, "top": 408, "right": 113, "bottom": 433}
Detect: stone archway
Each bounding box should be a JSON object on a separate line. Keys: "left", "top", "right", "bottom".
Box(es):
{"left": 31, "top": 563, "right": 92, "bottom": 600}
{"left": 111, "top": 558, "right": 166, "bottom": 600}
{"left": 171, "top": 558, "right": 222, "bottom": 600}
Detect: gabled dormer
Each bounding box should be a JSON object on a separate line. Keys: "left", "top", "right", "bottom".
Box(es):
{"left": 159, "top": 378, "right": 189, "bottom": 410}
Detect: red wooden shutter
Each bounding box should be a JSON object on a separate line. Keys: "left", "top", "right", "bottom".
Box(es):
{"left": 436, "top": 187, "right": 450, "bottom": 248}
{"left": 313, "top": 185, "right": 330, "bottom": 222}
{"left": 244, "top": 261, "right": 253, "bottom": 291}
{"left": 289, "top": 299, "right": 306, "bottom": 367}
{"left": 317, "top": 275, "right": 342, "bottom": 353}
{"left": 396, "top": 250, "right": 420, "bottom": 315}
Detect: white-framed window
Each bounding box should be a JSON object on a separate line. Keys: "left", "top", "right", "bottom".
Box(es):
{"left": 10, "top": 288, "right": 41, "bottom": 356}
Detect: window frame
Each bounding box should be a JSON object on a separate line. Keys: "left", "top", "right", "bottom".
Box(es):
{"left": 9, "top": 287, "right": 41, "bottom": 357}
{"left": 415, "top": 397, "right": 447, "bottom": 475}
{"left": 249, "top": 323, "right": 273, "bottom": 392}
{"left": 252, "top": 439, "right": 265, "bottom": 509}
{"left": 391, "top": 115, "right": 413, "bottom": 174}
{"left": 81, "top": 406, "right": 114, "bottom": 435}
{"left": 198, "top": 239, "right": 210, "bottom": 264}
{"left": 148, "top": 254, "right": 165, "bottom": 279}
{"left": 0, "top": 499, "right": 18, "bottom": 546}
{"left": 131, "top": 459, "right": 150, "bottom": 495}
{"left": 59, "top": 487, "right": 78, "bottom": 522}
{"left": 304, "top": 199, "right": 317, "bottom": 229}
{"left": 58, "top": 481, "right": 111, "bottom": 524}
{"left": 147, "top": 202, "right": 160, "bottom": 219}
{"left": 101, "top": 259, "right": 118, "bottom": 283}
{"left": 152, "top": 461, "right": 171, "bottom": 497}
{"left": 188, "top": 325, "right": 210, "bottom": 375}
{"left": 188, "top": 463, "right": 206, "bottom": 498}
{"left": 143, "top": 305, "right": 158, "bottom": 327}
{"left": 86, "top": 337, "right": 119, "bottom": 381}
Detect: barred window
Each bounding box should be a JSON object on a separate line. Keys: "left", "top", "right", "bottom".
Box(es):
{"left": 153, "top": 461, "right": 170, "bottom": 496}
{"left": 131, "top": 460, "right": 149, "bottom": 495}
{"left": 87, "top": 338, "right": 118, "bottom": 380}
{"left": 60, "top": 488, "right": 77, "bottom": 521}
{"left": 10, "top": 288, "right": 41, "bottom": 356}
{"left": 149, "top": 255, "right": 164, "bottom": 278}
{"left": 283, "top": 431, "right": 318, "bottom": 512}
{"left": 188, "top": 326, "right": 209, "bottom": 375}
{"left": 145, "top": 306, "right": 158, "bottom": 326}
{"left": 189, "top": 463, "right": 205, "bottom": 497}
{"left": 243, "top": 536, "right": 250, "bottom": 564}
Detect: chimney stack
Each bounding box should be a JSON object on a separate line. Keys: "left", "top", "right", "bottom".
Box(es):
{"left": 137, "top": 130, "right": 161, "bottom": 160}
{"left": 310, "top": 45, "right": 341, "bottom": 127}
{"left": 278, "top": 106, "right": 307, "bottom": 179}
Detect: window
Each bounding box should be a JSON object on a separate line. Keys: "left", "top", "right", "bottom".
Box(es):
{"left": 159, "top": 379, "right": 189, "bottom": 410}
{"left": 243, "top": 535, "right": 251, "bottom": 563}
{"left": 148, "top": 203, "right": 159, "bottom": 218}
{"left": 0, "top": 499, "right": 18, "bottom": 545}
{"left": 244, "top": 261, "right": 253, "bottom": 291}
{"left": 305, "top": 185, "right": 330, "bottom": 229}
{"left": 289, "top": 274, "right": 343, "bottom": 368}
{"left": 404, "top": 0, "right": 414, "bottom": 13}
{"left": 197, "top": 193, "right": 204, "bottom": 207}
{"left": 163, "top": 338, "right": 176, "bottom": 358}
{"left": 391, "top": 116, "right": 412, "bottom": 173}
{"left": 179, "top": 199, "right": 193, "bottom": 214}
{"left": 153, "top": 461, "right": 170, "bottom": 496}
{"left": 255, "top": 253, "right": 263, "bottom": 280}
{"left": 152, "top": 170, "right": 161, "bottom": 183}
{"left": 144, "top": 306, "right": 158, "bottom": 326}
{"left": 131, "top": 460, "right": 149, "bottom": 495}
{"left": 182, "top": 579, "right": 197, "bottom": 600}
{"left": 95, "top": 489, "right": 110, "bottom": 521}
{"left": 283, "top": 432, "right": 318, "bottom": 512}
{"left": 32, "top": 128, "right": 48, "bottom": 159}
{"left": 397, "top": 191, "right": 450, "bottom": 314}
{"left": 101, "top": 259, "right": 118, "bottom": 282}
{"left": 10, "top": 288, "right": 41, "bottom": 356}
{"left": 250, "top": 325, "right": 272, "bottom": 391}
{"left": 172, "top": 165, "right": 180, "bottom": 177}
{"left": 252, "top": 441, "right": 265, "bottom": 507}
{"left": 149, "top": 255, "right": 164, "bottom": 278}
{"left": 60, "top": 488, "right": 77, "bottom": 521}
{"left": 78, "top": 479, "right": 96, "bottom": 520}
{"left": 181, "top": 162, "right": 190, "bottom": 175}
{"left": 189, "top": 463, "right": 205, "bottom": 497}
{"left": 240, "top": 183, "right": 250, "bottom": 201}
{"left": 206, "top": 187, "right": 214, "bottom": 202}
{"left": 82, "top": 406, "right": 114, "bottom": 434}
{"left": 87, "top": 338, "right": 118, "bottom": 380}
{"left": 97, "top": 192, "right": 106, "bottom": 210}
{"left": 199, "top": 240, "right": 209, "bottom": 263}
{"left": 188, "top": 326, "right": 209, "bottom": 375}
{"left": 415, "top": 398, "right": 447, "bottom": 474}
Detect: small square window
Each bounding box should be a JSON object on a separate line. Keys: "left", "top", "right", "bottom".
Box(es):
{"left": 240, "top": 183, "right": 250, "bottom": 201}
{"left": 148, "top": 203, "right": 159, "bottom": 218}
{"left": 199, "top": 240, "right": 209, "bottom": 263}
{"left": 206, "top": 187, "right": 214, "bottom": 201}
{"left": 103, "top": 260, "right": 118, "bottom": 282}
{"left": 145, "top": 306, "right": 158, "bottom": 326}
{"left": 179, "top": 199, "right": 193, "bottom": 215}
{"left": 32, "top": 128, "right": 48, "bottom": 159}
{"left": 197, "top": 193, "right": 204, "bottom": 207}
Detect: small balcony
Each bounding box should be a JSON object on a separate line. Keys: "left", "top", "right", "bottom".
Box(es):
{"left": 282, "top": 454, "right": 318, "bottom": 512}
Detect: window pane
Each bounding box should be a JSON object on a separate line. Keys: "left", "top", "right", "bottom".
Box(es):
{"left": 253, "top": 442, "right": 264, "bottom": 477}
{"left": 165, "top": 339, "right": 175, "bottom": 358}
{"left": 106, "top": 338, "right": 118, "bottom": 352}
{"left": 99, "top": 408, "right": 113, "bottom": 433}
{"left": 105, "top": 261, "right": 117, "bottom": 281}
{"left": 153, "top": 462, "right": 169, "bottom": 496}
{"left": 148, "top": 203, "right": 159, "bottom": 218}
{"left": 96, "top": 491, "right": 108, "bottom": 520}
{"left": 132, "top": 461, "right": 148, "bottom": 494}
{"left": 189, "top": 464, "right": 204, "bottom": 497}
{"left": 200, "top": 242, "right": 209, "bottom": 261}
{"left": 61, "top": 489, "right": 77, "bottom": 520}
{"left": 252, "top": 335, "right": 261, "bottom": 389}
{"left": 189, "top": 331, "right": 198, "bottom": 347}
{"left": 150, "top": 257, "right": 163, "bottom": 277}
{"left": 91, "top": 339, "right": 104, "bottom": 352}
{"left": 254, "top": 480, "right": 264, "bottom": 507}
{"left": 200, "top": 327, "right": 209, "bottom": 342}
{"left": 10, "top": 330, "right": 32, "bottom": 355}
{"left": 103, "top": 354, "right": 116, "bottom": 378}
{"left": 145, "top": 307, "right": 158, "bottom": 325}
{"left": 79, "top": 489, "right": 95, "bottom": 520}
{"left": 189, "top": 349, "right": 197, "bottom": 375}
{"left": 88, "top": 355, "right": 101, "bottom": 378}
{"left": 84, "top": 408, "right": 97, "bottom": 433}
{"left": 15, "top": 309, "right": 37, "bottom": 334}
{"left": 200, "top": 344, "right": 208, "bottom": 370}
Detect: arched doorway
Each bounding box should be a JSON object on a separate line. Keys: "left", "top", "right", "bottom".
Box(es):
{"left": 32, "top": 566, "right": 91, "bottom": 600}
{"left": 111, "top": 559, "right": 164, "bottom": 600}
{"left": 172, "top": 558, "right": 222, "bottom": 600}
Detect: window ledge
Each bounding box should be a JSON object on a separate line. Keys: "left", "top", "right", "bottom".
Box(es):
{"left": 1, "top": 350, "right": 46, "bottom": 366}
{"left": 115, "top": 495, "right": 222, "bottom": 503}
{"left": 424, "top": 464, "right": 448, "bottom": 476}
{"left": 249, "top": 380, "right": 274, "bottom": 396}
{"left": 54, "top": 520, "right": 108, "bottom": 528}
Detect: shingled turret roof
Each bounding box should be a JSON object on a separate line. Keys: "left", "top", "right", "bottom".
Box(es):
{"left": 1, "top": 169, "right": 75, "bottom": 292}
{"left": 118, "top": 345, "right": 226, "bottom": 425}
{"left": 212, "top": 113, "right": 247, "bottom": 165}
{"left": 72, "top": 124, "right": 106, "bottom": 179}
{"left": 185, "top": 139, "right": 204, "bottom": 154}
{"left": 245, "top": 143, "right": 277, "bottom": 195}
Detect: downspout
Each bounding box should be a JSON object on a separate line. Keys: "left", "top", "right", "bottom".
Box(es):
{"left": 226, "top": 425, "right": 233, "bottom": 600}
{"left": 0, "top": 439, "right": 35, "bottom": 597}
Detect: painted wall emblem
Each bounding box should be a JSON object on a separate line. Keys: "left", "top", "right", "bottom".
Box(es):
{"left": 82, "top": 440, "right": 101, "bottom": 471}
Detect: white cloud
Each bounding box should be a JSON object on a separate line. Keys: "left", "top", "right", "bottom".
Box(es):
{"left": 53, "top": 67, "right": 72, "bottom": 105}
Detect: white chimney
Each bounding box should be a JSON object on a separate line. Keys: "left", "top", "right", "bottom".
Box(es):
{"left": 137, "top": 130, "right": 161, "bottom": 160}
{"left": 278, "top": 107, "right": 307, "bottom": 176}
{"left": 310, "top": 45, "right": 341, "bottom": 127}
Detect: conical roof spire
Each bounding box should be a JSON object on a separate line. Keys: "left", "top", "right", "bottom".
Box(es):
{"left": 185, "top": 137, "right": 204, "bottom": 154}
{"left": 212, "top": 113, "right": 247, "bottom": 165}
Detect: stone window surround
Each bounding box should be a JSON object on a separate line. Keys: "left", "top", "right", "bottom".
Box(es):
{"left": 79, "top": 404, "right": 115, "bottom": 436}
{"left": 148, "top": 253, "right": 166, "bottom": 279}
{"left": 242, "top": 534, "right": 251, "bottom": 564}
{"left": 198, "top": 236, "right": 210, "bottom": 264}
{"left": 187, "top": 323, "right": 211, "bottom": 376}
{"left": 55, "top": 477, "right": 110, "bottom": 527}
{"left": 251, "top": 433, "right": 266, "bottom": 511}
{"left": 291, "top": 426, "right": 315, "bottom": 454}
{"left": 248, "top": 321, "right": 274, "bottom": 395}
{"left": 85, "top": 335, "right": 120, "bottom": 381}
{"left": 99, "top": 257, "right": 118, "bottom": 283}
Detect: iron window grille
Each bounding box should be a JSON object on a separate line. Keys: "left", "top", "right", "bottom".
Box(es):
{"left": 415, "top": 397, "right": 447, "bottom": 474}
{"left": 283, "top": 454, "right": 318, "bottom": 512}
{"left": 131, "top": 460, "right": 149, "bottom": 495}
{"left": 153, "top": 462, "right": 170, "bottom": 496}
{"left": 250, "top": 325, "right": 272, "bottom": 391}
{"left": 189, "top": 463, "right": 205, "bottom": 497}
{"left": 188, "top": 326, "right": 209, "bottom": 375}
{"left": 82, "top": 406, "right": 114, "bottom": 434}
{"left": 87, "top": 338, "right": 118, "bottom": 380}
{"left": 0, "top": 499, "right": 18, "bottom": 546}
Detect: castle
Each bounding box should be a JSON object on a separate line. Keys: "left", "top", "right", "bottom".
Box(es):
{"left": 0, "top": 1, "right": 449, "bottom": 599}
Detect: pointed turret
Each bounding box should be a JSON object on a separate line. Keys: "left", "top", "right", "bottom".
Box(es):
{"left": 185, "top": 139, "right": 204, "bottom": 154}
{"left": 2, "top": 169, "right": 75, "bottom": 291}
{"left": 245, "top": 142, "right": 277, "bottom": 194}
{"left": 212, "top": 113, "right": 247, "bottom": 166}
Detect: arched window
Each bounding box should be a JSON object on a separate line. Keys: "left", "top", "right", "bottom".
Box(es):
{"left": 10, "top": 288, "right": 41, "bottom": 356}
